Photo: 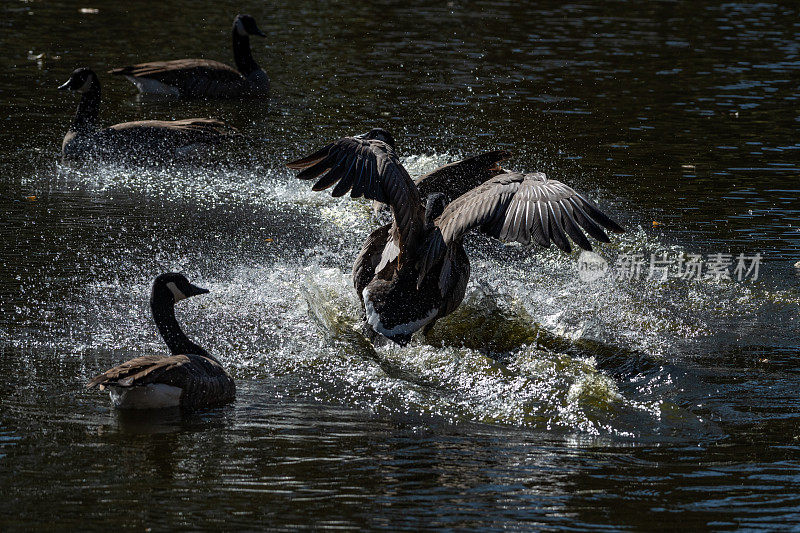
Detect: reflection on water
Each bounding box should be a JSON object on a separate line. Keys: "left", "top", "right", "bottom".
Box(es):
{"left": 2, "top": 0, "right": 800, "bottom": 529}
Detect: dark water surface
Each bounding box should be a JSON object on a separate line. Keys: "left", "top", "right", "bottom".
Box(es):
{"left": 2, "top": 0, "right": 800, "bottom": 530}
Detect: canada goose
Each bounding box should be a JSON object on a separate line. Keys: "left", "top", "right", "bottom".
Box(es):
{"left": 59, "top": 68, "right": 239, "bottom": 162}
{"left": 287, "top": 129, "right": 625, "bottom": 345}
{"left": 87, "top": 273, "right": 235, "bottom": 410}
{"left": 109, "top": 14, "right": 269, "bottom": 98}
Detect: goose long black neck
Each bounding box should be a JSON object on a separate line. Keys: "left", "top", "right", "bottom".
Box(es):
{"left": 70, "top": 83, "right": 100, "bottom": 134}
{"left": 232, "top": 29, "right": 259, "bottom": 75}
{"left": 151, "top": 294, "right": 212, "bottom": 360}
{"left": 424, "top": 193, "right": 447, "bottom": 229}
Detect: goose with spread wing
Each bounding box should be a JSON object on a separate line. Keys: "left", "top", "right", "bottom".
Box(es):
{"left": 109, "top": 14, "right": 269, "bottom": 98}
{"left": 87, "top": 273, "right": 235, "bottom": 410}
{"left": 287, "top": 129, "right": 624, "bottom": 345}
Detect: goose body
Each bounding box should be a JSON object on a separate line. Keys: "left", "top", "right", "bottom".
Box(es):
{"left": 110, "top": 15, "right": 269, "bottom": 98}
{"left": 288, "top": 129, "right": 625, "bottom": 345}
{"left": 59, "top": 68, "right": 238, "bottom": 162}
{"left": 87, "top": 273, "right": 235, "bottom": 411}
{"left": 109, "top": 381, "right": 183, "bottom": 409}
{"left": 356, "top": 222, "right": 470, "bottom": 344}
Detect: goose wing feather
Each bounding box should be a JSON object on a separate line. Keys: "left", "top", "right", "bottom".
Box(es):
{"left": 288, "top": 137, "right": 424, "bottom": 258}
{"left": 352, "top": 223, "right": 392, "bottom": 302}
{"left": 110, "top": 60, "right": 245, "bottom": 92}
{"left": 87, "top": 354, "right": 235, "bottom": 410}
{"left": 419, "top": 172, "right": 624, "bottom": 274}
{"left": 104, "top": 118, "right": 239, "bottom": 143}
{"left": 86, "top": 354, "right": 222, "bottom": 389}
{"left": 415, "top": 149, "right": 512, "bottom": 201}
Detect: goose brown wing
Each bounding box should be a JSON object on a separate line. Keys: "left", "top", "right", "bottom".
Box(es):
{"left": 106, "top": 118, "right": 238, "bottom": 141}
{"left": 110, "top": 60, "right": 247, "bottom": 97}
{"left": 415, "top": 149, "right": 512, "bottom": 201}
{"left": 419, "top": 172, "right": 624, "bottom": 274}
{"left": 287, "top": 137, "right": 424, "bottom": 257}
{"left": 110, "top": 59, "right": 243, "bottom": 83}
{"left": 86, "top": 354, "right": 230, "bottom": 389}
{"left": 352, "top": 223, "right": 392, "bottom": 303}
{"left": 87, "top": 354, "right": 193, "bottom": 389}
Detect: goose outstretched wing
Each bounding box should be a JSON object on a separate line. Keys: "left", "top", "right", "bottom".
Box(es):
{"left": 287, "top": 136, "right": 424, "bottom": 257}
{"left": 419, "top": 172, "right": 624, "bottom": 275}
{"left": 415, "top": 149, "right": 512, "bottom": 201}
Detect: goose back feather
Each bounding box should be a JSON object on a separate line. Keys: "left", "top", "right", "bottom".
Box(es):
{"left": 87, "top": 354, "right": 235, "bottom": 411}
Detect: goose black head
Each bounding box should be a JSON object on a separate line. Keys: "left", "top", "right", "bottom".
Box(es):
{"left": 234, "top": 14, "right": 266, "bottom": 37}
{"left": 425, "top": 192, "right": 447, "bottom": 225}
{"left": 152, "top": 273, "right": 209, "bottom": 304}
{"left": 355, "top": 128, "right": 396, "bottom": 150}
{"left": 58, "top": 67, "right": 99, "bottom": 93}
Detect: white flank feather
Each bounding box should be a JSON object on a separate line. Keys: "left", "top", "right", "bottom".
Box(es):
{"left": 109, "top": 384, "right": 182, "bottom": 409}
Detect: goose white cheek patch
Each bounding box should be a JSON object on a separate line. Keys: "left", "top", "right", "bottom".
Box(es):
{"left": 166, "top": 282, "right": 187, "bottom": 302}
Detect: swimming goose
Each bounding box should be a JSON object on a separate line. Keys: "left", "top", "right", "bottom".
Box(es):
{"left": 87, "top": 273, "right": 235, "bottom": 410}
{"left": 59, "top": 68, "right": 238, "bottom": 162}
{"left": 287, "top": 129, "right": 625, "bottom": 345}
{"left": 109, "top": 14, "right": 269, "bottom": 98}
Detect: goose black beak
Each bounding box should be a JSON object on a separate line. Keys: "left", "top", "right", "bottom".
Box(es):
{"left": 186, "top": 283, "right": 210, "bottom": 297}
{"left": 57, "top": 80, "right": 72, "bottom": 90}
{"left": 253, "top": 28, "right": 266, "bottom": 37}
